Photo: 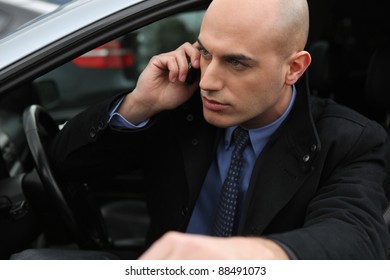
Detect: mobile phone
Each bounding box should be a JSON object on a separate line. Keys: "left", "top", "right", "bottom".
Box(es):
{"left": 185, "top": 62, "right": 200, "bottom": 85}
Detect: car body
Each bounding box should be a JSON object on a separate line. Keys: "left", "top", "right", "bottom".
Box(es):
{"left": 0, "top": 0, "right": 58, "bottom": 38}
{"left": 0, "top": 0, "right": 389, "bottom": 259}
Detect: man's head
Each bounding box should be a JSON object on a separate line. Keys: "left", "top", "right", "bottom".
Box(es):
{"left": 197, "top": 0, "right": 311, "bottom": 128}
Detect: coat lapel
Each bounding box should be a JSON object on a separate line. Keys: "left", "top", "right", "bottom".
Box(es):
{"left": 238, "top": 75, "right": 321, "bottom": 234}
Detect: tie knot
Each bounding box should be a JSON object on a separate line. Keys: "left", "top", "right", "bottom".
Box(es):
{"left": 232, "top": 127, "right": 249, "bottom": 149}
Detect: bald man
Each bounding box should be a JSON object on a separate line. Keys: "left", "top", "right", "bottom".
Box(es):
{"left": 45, "top": 0, "right": 389, "bottom": 259}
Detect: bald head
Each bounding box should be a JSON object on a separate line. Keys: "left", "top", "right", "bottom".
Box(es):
{"left": 202, "top": 0, "right": 310, "bottom": 57}
{"left": 273, "top": 0, "right": 310, "bottom": 51}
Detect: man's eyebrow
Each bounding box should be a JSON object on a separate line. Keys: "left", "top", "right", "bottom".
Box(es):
{"left": 196, "top": 38, "right": 207, "bottom": 50}
{"left": 223, "top": 53, "right": 255, "bottom": 62}
{"left": 196, "top": 38, "right": 257, "bottom": 64}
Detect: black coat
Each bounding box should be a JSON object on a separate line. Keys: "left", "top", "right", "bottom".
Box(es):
{"left": 51, "top": 77, "right": 390, "bottom": 259}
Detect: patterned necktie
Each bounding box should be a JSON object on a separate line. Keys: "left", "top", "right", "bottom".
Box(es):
{"left": 213, "top": 127, "right": 250, "bottom": 237}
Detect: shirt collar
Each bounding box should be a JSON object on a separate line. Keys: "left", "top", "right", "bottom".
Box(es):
{"left": 224, "top": 85, "right": 297, "bottom": 156}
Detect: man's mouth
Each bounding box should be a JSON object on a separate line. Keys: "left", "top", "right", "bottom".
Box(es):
{"left": 201, "top": 96, "right": 229, "bottom": 111}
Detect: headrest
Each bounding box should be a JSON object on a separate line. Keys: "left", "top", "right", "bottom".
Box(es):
{"left": 365, "top": 45, "right": 390, "bottom": 109}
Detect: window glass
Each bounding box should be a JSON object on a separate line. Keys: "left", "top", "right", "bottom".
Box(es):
{"left": 32, "top": 10, "right": 205, "bottom": 122}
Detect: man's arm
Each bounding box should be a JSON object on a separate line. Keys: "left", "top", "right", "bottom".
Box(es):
{"left": 50, "top": 42, "right": 201, "bottom": 180}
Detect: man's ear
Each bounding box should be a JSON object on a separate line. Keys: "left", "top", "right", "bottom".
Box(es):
{"left": 285, "top": 51, "right": 311, "bottom": 85}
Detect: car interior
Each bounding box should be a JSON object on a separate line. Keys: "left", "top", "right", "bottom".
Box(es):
{"left": 0, "top": 0, "right": 389, "bottom": 259}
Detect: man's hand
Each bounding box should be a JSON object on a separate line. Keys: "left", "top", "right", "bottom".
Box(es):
{"left": 117, "top": 42, "right": 201, "bottom": 125}
{"left": 138, "top": 231, "right": 290, "bottom": 260}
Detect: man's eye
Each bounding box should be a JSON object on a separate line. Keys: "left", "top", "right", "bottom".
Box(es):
{"left": 198, "top": 47, "right": 211, "bottom": 58}
{"left": 228, "top": 59, "right": 247, "bottom": 69}
{"left": 229, "top": 59, "right": 242, "bottom": 67}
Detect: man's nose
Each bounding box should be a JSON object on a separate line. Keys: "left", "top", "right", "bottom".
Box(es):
{"left": 199, "top": 61, "right": 224, "bottom": 92}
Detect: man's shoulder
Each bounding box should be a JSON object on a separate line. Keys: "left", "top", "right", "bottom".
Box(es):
{"left": 309, "top": 96, "right": 387, "bottom": 144}
{"left": 310, "top": 96, "right": 374, "bottom": 126}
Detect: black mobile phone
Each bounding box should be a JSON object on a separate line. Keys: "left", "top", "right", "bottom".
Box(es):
{"left": 185, "top": 62, "right": 200, "bottom": 85}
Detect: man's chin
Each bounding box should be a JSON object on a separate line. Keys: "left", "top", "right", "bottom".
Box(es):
{"left": 203, "top": 112, "right": 237, "bottom": 128}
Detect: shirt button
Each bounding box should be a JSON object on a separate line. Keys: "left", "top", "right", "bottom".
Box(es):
{"left": 191, "top": 139, "right": 199, "bottom": 146}
{"left": 302, "top": 154, "right": 310, "bottom": 162}
{"left": 311, "top": 144, "right": 317, "bottom": 152}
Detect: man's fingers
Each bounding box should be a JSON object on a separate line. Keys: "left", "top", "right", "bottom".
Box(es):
{"left": 150, "top": 50, "right": 197, "bottom": 84}
{"left": 175, "top": 49, "right": 191, "bottom": 83}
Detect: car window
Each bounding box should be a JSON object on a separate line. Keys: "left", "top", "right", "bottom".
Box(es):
{"left": 32, "top": 10, "right": 205, "bottom": 123}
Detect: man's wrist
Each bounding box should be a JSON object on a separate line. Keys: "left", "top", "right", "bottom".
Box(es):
{"left": 117, "top": 91, "right": 159, "bottom": 125}
{"left": 108, "top": 95, "right": 150, "bottom": 129}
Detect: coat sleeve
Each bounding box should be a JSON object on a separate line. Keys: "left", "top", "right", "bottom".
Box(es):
{"left": 49, "top": 93, "right": 149, "bottom": 182}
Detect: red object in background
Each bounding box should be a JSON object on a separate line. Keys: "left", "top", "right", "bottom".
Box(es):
{"left": 72, "top": 40, "right": 134, "bottom": 69}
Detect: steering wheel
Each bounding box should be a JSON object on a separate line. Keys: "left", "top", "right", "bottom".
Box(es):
{"left": 23, "top": 105, "right": 110, "bottom": 250}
